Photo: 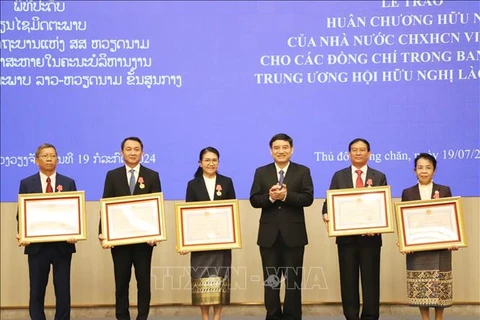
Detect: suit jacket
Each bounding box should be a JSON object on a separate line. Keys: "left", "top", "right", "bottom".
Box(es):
{"left": 186, "top": 174, "right": 236, "bottom": 202}
{"left": 250, "top": 162, "right": 314, "bottom": 248}
{"left": 18, "top": 172, "right": 77, "bottom": 255}
{"left": 102, "top": 165, "right": 161, "bottom": 198}
{"left": 322, "top": 166, "right": 387, "bottom": 246}
{"left": 401, "top": 183, "right": 452, "bottom": 201}
{"left": 100, "top": 165, "right": 161, "bottom": 234}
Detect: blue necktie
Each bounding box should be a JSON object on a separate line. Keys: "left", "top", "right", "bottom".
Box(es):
{"left": 279, "top": 170, "right": 285, "bottom": 186}
{"left": 129, "top": 169, "right": 136, "bottom": 194}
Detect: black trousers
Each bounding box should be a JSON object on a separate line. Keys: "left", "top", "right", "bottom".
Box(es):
{"left": 111, "top": 244, "right": 153, "bottom": 320}
{"left": 28, "top": 245, "right": 72, "bottom": 320}
{"left": 260, "top": 233, "right": 305, "bottom": 320}
{"left": 337, "top": 245, "right": 381, "bottom": 320}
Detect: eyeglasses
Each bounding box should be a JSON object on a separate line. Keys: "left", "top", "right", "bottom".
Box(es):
{"left": 202, "top": 159, "right": 218, "bottom": 164}
{"left": 38, "top": 154, "right": 57, "bottom": 159}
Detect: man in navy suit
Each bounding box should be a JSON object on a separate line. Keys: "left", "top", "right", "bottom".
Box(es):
{"left": 17, "top": 143, "right": 77, "bottom": 320}
{"left": 99, "top": 137, "right": 161, "bottom": 320}
{"left": 250, "top": 133, "right": 314, "bottom": 320}
{"left": 322, "top": 138, "right": 387, "bottom": 320}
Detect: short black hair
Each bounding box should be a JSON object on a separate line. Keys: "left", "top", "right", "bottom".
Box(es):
{"left": 121, "top": 137, "right": 143, "bottom": 150}
{"left": 194, "top": 146, "right": 220, "bottom": 178}
{"left": 348, "top": 138, "right": 370, "bottom": 152}
{"left": 269, "top": 133, "right": 293, "bottom": 148}
{"left": 414, "top": 153, "right": 437, "bottom": 170}
{"left": 198, "top": 146, "right": 220, "bottom": 161}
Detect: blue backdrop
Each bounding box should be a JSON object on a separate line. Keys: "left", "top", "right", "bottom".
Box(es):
{"left": 1, "top": 1, "right": 479, "bottom": 201}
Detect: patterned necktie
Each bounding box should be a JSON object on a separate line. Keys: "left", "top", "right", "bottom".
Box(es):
{"left": 278, "top": 170, "right": 285, "bottom": 186}
{"left": 355, "top": 170, "right": 363, "bottom": 188}
{"left": 129, "top": 169, "right": 136, "bottom": 194}
{"left": 46, "top": 177, "right": 53, "bottom": 193}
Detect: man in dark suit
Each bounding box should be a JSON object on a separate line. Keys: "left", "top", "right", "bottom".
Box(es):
{"left": 17, "top": 143, "right": 77, "bottom": 320}
{"left": 250, "top": 133, "right": 314, "bottom": 320}
{"left": 99, "top": 137, "right": 161, "bottom": 320}
{"left": 322, "top": 138, "right": 387, "bottom": 320}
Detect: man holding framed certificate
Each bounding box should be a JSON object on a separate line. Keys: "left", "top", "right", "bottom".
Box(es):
{"left": 322, "top": 138, "right": 387, "bottom": 320}
{"left": 17, "top": 143, "right": 78, "bottom": 320}
{"left": 99, "top": 137, "right": 162, "bottom": 320}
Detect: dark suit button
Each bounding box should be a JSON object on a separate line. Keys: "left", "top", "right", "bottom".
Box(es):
{"left": 278, "top": 205, "right": 282, "bottom": 209}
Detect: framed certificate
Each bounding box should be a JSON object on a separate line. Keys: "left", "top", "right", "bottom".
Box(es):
{"left": 395, "top": 197, "right": 467, "bottom": 252}
{"left": 18, "top": 191, "right": 87, "bottom": 243}
{"left": 326, "top": 185, "right": 394, "bottom": 237}
{"left": 100, "top": 192, "right": 167, "bottom": 246}
{"left": 174, "top": 199, "right": 242, "bottom": 252}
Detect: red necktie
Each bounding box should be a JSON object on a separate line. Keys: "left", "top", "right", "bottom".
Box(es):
{"left": 46, "top": 177, "right": 53, "bottom": 193}
{"left": 355, "top": 170, "right": 363, "bottom": 188}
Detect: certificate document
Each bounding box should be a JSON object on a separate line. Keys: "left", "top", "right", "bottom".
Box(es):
{"left": 395, "top": 197, "right": 467, "bottom": 252}
{"left": 100, "top": 192, "right": 167, "bottom": 246}
{"left": 182, "top": 207, "right": 233, "bottom": 245}
{"left": 404, "top": 205, "right": 459, "bottom": 244}
{"left": 175, "top": 199, "right": 242, "bottom": 252}
{"left": 335, "top": 194, "right": 386, "bottom": 229}
{"left": 107, "top": 200, "right": 160, "bottom": 239}
{"left": 18, "top": 191, "right": 87, "bottom": 243}
{"left": 326, "top": 186, "right": 394, "bottom": 236}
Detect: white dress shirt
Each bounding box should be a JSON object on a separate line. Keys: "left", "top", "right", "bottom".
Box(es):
{"left": 125, "top": 164, "right": 141, "bottom": 187}
{"left": 275, "top": 162, "right": 290, "bottom": 182}
{"left": 269, "top": 162, "right": 290, "bottom": 202}
{"left": 418, "top": 182, "right": 433, "bottom": 200}
{"left": 203, "top": 175, "right": 216, "bottom": 201}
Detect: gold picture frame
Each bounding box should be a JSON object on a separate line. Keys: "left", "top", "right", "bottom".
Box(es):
{"left": 18, "top": 191, "right": 87, "bottom": 243}
{"left": 326, "top": 185, "right": 394, "bottom": 236}
{"left": 100, "top": 192, "right": 167, "bottom": 246}
{"left": 174, "top": 199, "right": 242, "bottom": 252}
{"left": 395, "top": 196, "right": 467, "bottom": 252}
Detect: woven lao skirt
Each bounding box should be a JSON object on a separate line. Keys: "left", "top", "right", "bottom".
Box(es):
{"left": 190, "top": 249, "right": 231, "bottom": 305}
{"left": 406, "top": 249, "right": 453, "bottom": 307}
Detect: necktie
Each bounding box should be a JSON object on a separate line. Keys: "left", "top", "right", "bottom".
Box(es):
{"left": 46, "top": 177, "right": 53, "bottom": 193}
{"left": 129, "top": 169, "right": 136, "bottom": 194}
{"left": 355, "top": 170, "right": 363, "bottom": 188}
{"left": 279, "top": 170, "right": 285, "bottom": 186}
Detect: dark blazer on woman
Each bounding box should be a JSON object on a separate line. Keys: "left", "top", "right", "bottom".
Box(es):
{"left": 186, "top": 173, "right": 235, "bottom": 202}
{"left": 401, "top": 182, "right": 452, "bottom": 201}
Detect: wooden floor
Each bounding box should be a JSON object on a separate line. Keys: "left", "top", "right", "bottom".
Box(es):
{"left": 69, "top": 316, "right": 479, "bottom": 320}
{"left": 2, "top": 305, "right": 478, "bottom": 320}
